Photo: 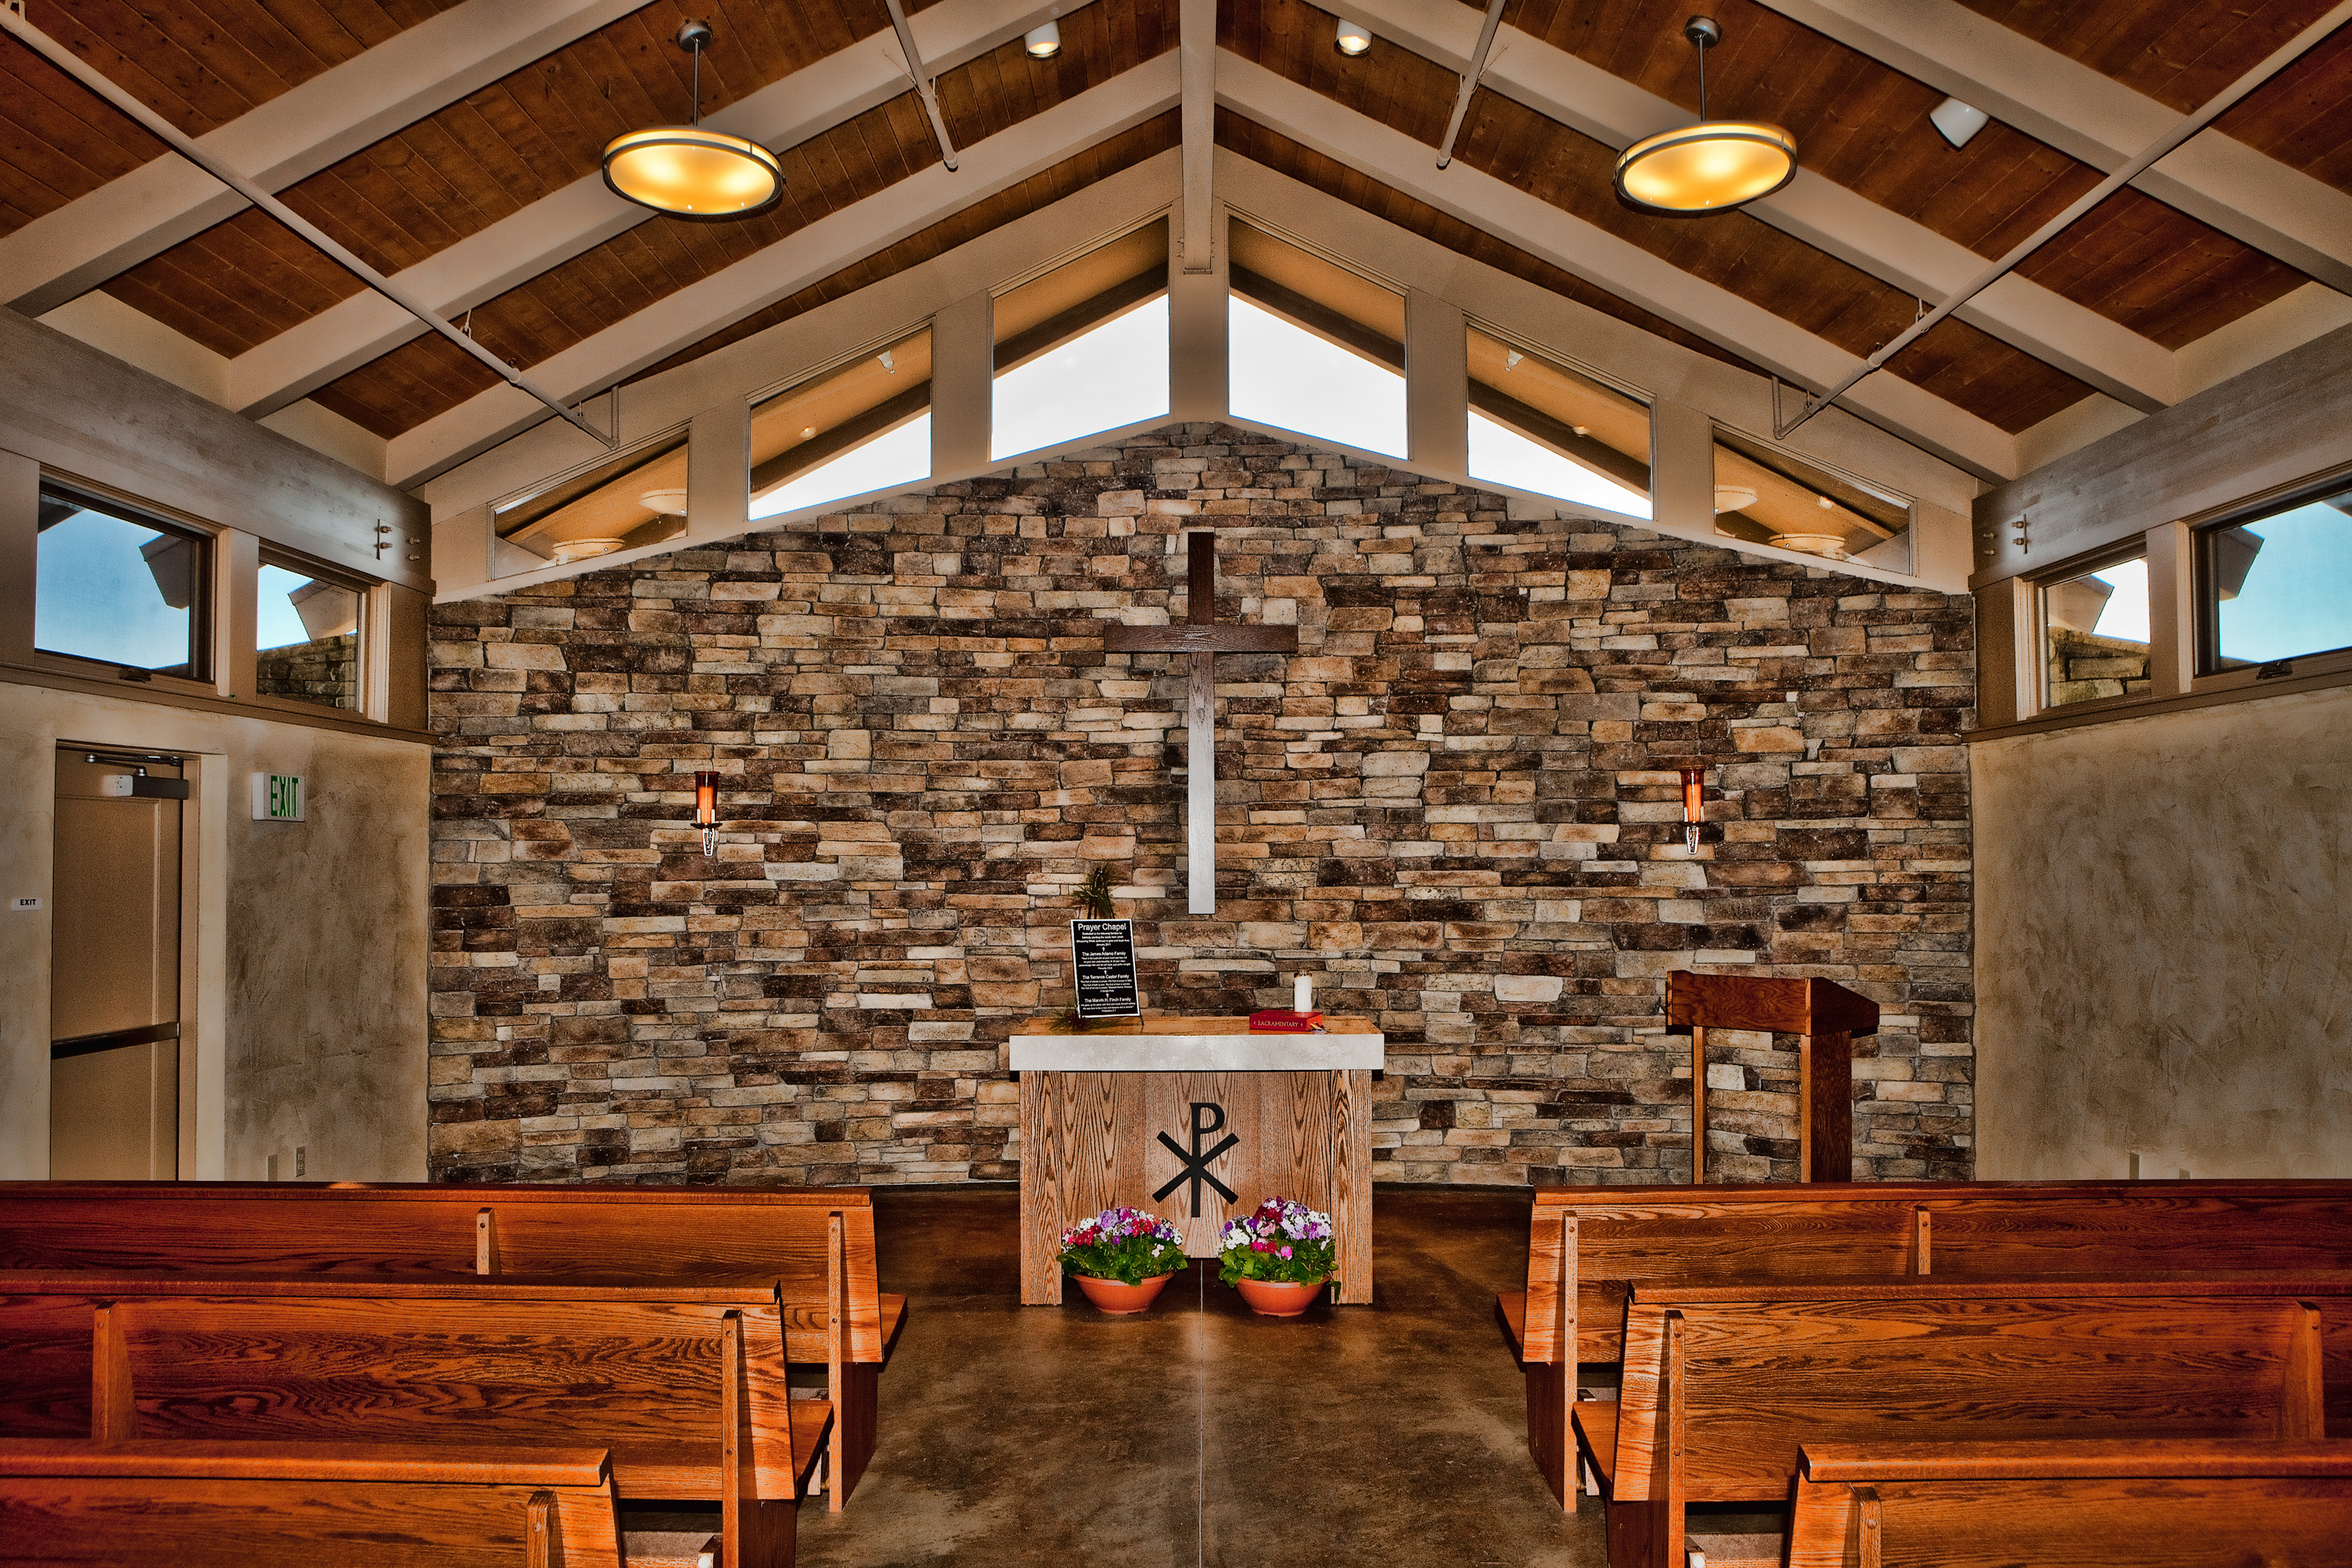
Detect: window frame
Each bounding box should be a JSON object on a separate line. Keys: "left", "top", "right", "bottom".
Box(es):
{"left": 2029, "top": 537, "right": 2154, "bottom": 719}
{"left": 253, "top": 545, "right": 370, "bottom": 715}
{"left": 32, "top": 476, "right": 218, "bottom": 692}
{"left": 2189, "top": 472, "right": 2352, "bottom": 690}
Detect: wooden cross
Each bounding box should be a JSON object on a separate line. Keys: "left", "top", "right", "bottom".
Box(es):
{"left": 1103, "top": 531, "right": 1297, "bottom": 913}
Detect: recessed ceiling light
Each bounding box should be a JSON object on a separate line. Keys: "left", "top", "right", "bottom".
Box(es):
{"left": 1929, "top": 96, "right": 1990, "bottom": 149}
{"left": 602, "top": 21, "right": 784, "bottom": 220}
{"left": 1335, "top": 19, "right": 1371, "bottom": 56}
{"left": 1025, "top": 20, "right": 1061, "bottom": 58}
{"left": 801, "top": 425, "right": 817, "bottom": 439}
{"left": 1614, "top": 17, "right": 1797, "bottom": 215}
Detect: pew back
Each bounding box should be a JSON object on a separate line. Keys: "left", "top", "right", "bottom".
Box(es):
{"left": 0, "top": 1182, "right": 891, "bottom": 1363}
{"left": 0, "top": 1438, "right": 623, "bottom": 1568}
{"left": 1787, "top": 1439, "right": 2352, "bottom": 1568}
{"left": 1521, "top": 1179, "right": 2352, "bottom": 1366}
{"left": 1607, "top": 1281, "right": 2328, "bottom": 1503}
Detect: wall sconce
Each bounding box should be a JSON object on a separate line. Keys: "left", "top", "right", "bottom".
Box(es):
{"left": 1679, "top": 765, "right": 1705, "bottom": 853}
{"left": 693, "top": 771, "right": 720, "bottom": 856}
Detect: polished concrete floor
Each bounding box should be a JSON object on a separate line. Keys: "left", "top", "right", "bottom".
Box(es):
{"left": 791, "top": 1185, "right": 1607, "bottom": 1568}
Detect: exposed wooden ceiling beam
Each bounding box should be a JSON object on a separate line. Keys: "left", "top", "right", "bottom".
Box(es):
{"left": 1214, "top": 51, "right": 2018, "bottom": 482}
{"left": 385, "top": 52, "right": 1184, "bottom": 489}
{"left": 0, "top": 0, "right": 651, "bottom": 318}
{"left": 229, "top": 0, "right": 1093, "bottom": 420}
{"left": 1344, "top": 0, "right": 2176, "bottom": 414}
{"left": 1752, "top": 0, "right": 2352, "bottom": 296}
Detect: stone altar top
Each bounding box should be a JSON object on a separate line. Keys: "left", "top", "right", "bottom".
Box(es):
{"left": 1008, "top": 1015, "right": 1385, "bottom": 1072}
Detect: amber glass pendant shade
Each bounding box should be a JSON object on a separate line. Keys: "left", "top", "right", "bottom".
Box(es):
{"left": 1615, "top": 120, "right": 1797, "bottom": 212}
{"left": 601, "top": 20, "right": 783, "bottom": 220}
{"left": 1613, "top": 16, "right": 1796, "bottom": 216}
{"left": 603, "top": 126, "right": 782, "bottom": 218}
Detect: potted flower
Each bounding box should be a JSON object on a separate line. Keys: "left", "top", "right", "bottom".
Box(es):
{"left": 1058, "top": 1205, "right": 1187, "bottom": 1313}
{"left": 1218, "top": 1196, "right": 1336, "bottom": 1316}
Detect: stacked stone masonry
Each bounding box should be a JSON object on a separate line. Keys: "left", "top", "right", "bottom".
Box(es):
{"left": 427, "top": 424, "right": 1976, "bottom": 1188}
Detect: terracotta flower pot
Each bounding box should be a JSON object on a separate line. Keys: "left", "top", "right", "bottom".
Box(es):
{"left": 1235, "top": 1276, "right": 1327, "bottom": 1316}
{"left": 1073, "top": 1272, "right": 1175, "bottom": 1314}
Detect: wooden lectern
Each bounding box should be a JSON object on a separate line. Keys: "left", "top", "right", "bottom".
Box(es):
{"left": 1664, "top": 969, "right": 1880, "bottom": 1183}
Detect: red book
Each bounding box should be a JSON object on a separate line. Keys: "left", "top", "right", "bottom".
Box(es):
{"left": 1248, "top": 1009, "right": 1325, "bottom": 1033}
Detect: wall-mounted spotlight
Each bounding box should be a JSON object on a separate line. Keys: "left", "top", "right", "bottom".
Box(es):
{"left": 1679, "top": 766, "right": 1706, "bottom": 853}
{"left": 693, "top": 770, "right": 721, "bottom": 856}
{"left": 1929, "top": 96, "right": 1989, "bottom": 148}
{"left": 1335, "top": 19, "right": 1371, "bottom": 55}
{"left": 1025, "top": 20, "right": 1061, "bottom": 58}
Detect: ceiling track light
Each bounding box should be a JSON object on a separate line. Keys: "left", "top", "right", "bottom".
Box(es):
{"left": 1613, "top": 16, "right": 1797, "bottom": 216}
{"left": 1335, "top": 18, "right": 1371, "bottom": 55}
{"left": 1025, "top": 20, "right": 1062, "bottom": 58}
{"left": 1929, "top": 96, "right": 1990, "bottom": 148}
{"left": 602, "top": 20, "right": 785, "bottom": 220}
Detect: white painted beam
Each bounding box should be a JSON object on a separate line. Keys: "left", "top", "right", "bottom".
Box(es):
{"left": 231, "top": 0, "right": 1091, "bottom": 419}
{"left": 1214, "top": 52, "right": 2019, "bottom": 481}
{"left": 0, "top": 0, "right": 651, "bottom": 317}
{"left": 385, "top": 53, "right": 1183, "bottom": 488}
{"left": 1753, "top": 0, "right": 2352, "bottom": 296}
{"left": 1345, "top": 0, "right": 2176, "bottom": 412}
{"left": 1178, "top": 0, "right": 1216, "bottom": 271}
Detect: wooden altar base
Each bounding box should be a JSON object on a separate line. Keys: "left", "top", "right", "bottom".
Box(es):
{"left": 1012, "top": 1018, "right": 1378, "bottom": 1306}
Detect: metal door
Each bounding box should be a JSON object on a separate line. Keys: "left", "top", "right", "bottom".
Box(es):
{"left": 50, "top": 748, "right": 184, "bottom": 1178}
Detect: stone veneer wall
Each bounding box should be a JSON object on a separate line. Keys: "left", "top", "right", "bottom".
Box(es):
{"left": 426, "top": 423, "right": 1976, "bottom": 1187}
{"left": 255, "top": 632, "right": 359, "bottom": 709}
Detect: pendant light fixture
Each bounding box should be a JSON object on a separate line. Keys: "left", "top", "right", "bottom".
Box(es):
{"left": 602, "top": 20, "right": 784, "bottom": 220}
{"left": 1613, "top": 17, "right": 1797, "bottom": 215}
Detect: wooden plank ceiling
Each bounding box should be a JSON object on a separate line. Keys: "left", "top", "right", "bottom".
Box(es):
{"left": 1956, "top": 0, "right": 2352, "bottom": 195}
{"left": 2, "top": 0, "right": 2347, "bottom": 456}
{"left": 0, "top": 0, "right": 466, "bottom": 234}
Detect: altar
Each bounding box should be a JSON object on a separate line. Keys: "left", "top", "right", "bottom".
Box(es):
{"left": 1010, "top": 1016, "right": 1383, "bottom": 1305}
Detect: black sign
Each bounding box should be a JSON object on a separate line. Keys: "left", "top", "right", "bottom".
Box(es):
{"left": 1154, "top": 1102, "right": 1240, "bottom": 1217}
{"left": 1071, "top": 919, "right": 1140, "bottom": 1020}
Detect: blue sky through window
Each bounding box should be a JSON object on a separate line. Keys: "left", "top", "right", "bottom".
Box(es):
{"left": 34, "top": 508, "right": 192, "bottom": 669}
{"left": 2217, "top": 504, "right": 2352, "bottom": 662}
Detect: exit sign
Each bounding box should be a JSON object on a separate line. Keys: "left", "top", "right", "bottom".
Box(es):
{"left": 251, "top": 773, "right": 305, "bottom": 822}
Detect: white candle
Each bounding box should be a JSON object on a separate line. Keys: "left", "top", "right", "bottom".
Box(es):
{"left": 1294, "top": 973, "right": 1312, "bottom": 1013}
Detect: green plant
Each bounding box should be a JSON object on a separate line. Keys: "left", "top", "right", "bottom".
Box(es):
{"left": 1058, "top": 1206, "right": 1187, "bottom": 1284}
{"left": 1077, "top": 862, "right": 1117, "bottom": 918}
{"left": 1218, "top": 1196, "right": 1337, "bottom": 1285}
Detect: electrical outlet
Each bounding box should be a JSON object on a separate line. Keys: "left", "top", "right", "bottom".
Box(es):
{"left": 2128, "top": 1151, "right": 2140, "bottom": 1178}
{"left": 296, "top": 1146, "right": 306, "bottom": 1178}
{"left": 265, "top": 1153, "right": 279, "bottom": 1181}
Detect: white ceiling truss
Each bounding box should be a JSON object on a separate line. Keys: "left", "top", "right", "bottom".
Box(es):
{"left": 14, "top": 0, "right": 2351, "bottom": 499}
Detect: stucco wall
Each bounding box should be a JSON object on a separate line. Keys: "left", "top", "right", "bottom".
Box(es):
{"left": 1973, "top": 684, "right": 2352, "bottom": 1179}
{"left": 0, "top": 683, "right": 430, "bottom": 1180}
{"left": 427, "top": 423, "right": 1976, "bottom": 1187}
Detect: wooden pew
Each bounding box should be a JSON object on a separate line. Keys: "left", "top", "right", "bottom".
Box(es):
{"left": 0, "top": 1281, "right": 821, "bottom": 1568}
{"left": 1579, "top": 1278, "right": 2333, "bottom": 1568}
{"left": 1788, "top": 1439, "right": 2352, "bottom": 1567}
{"left": 0, "top": 1182, "right": 902, "bottom": 1507}
{"left": 1498, "top": 1178, "right": 2352, "bottom": 1507}
{"left": 0, "top": 1438, "right": 624, "bottom": 1567}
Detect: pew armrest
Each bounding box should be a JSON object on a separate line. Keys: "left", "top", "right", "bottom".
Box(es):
{"left": 1497, "top": 1291, "right": 1528, "bottom": 1359}
{"left": 1570, "top": 1401, "right": 1618, "bottom": 1497}
{"left": 791, "top": 1400, "right": 833, "bottom": 1497}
